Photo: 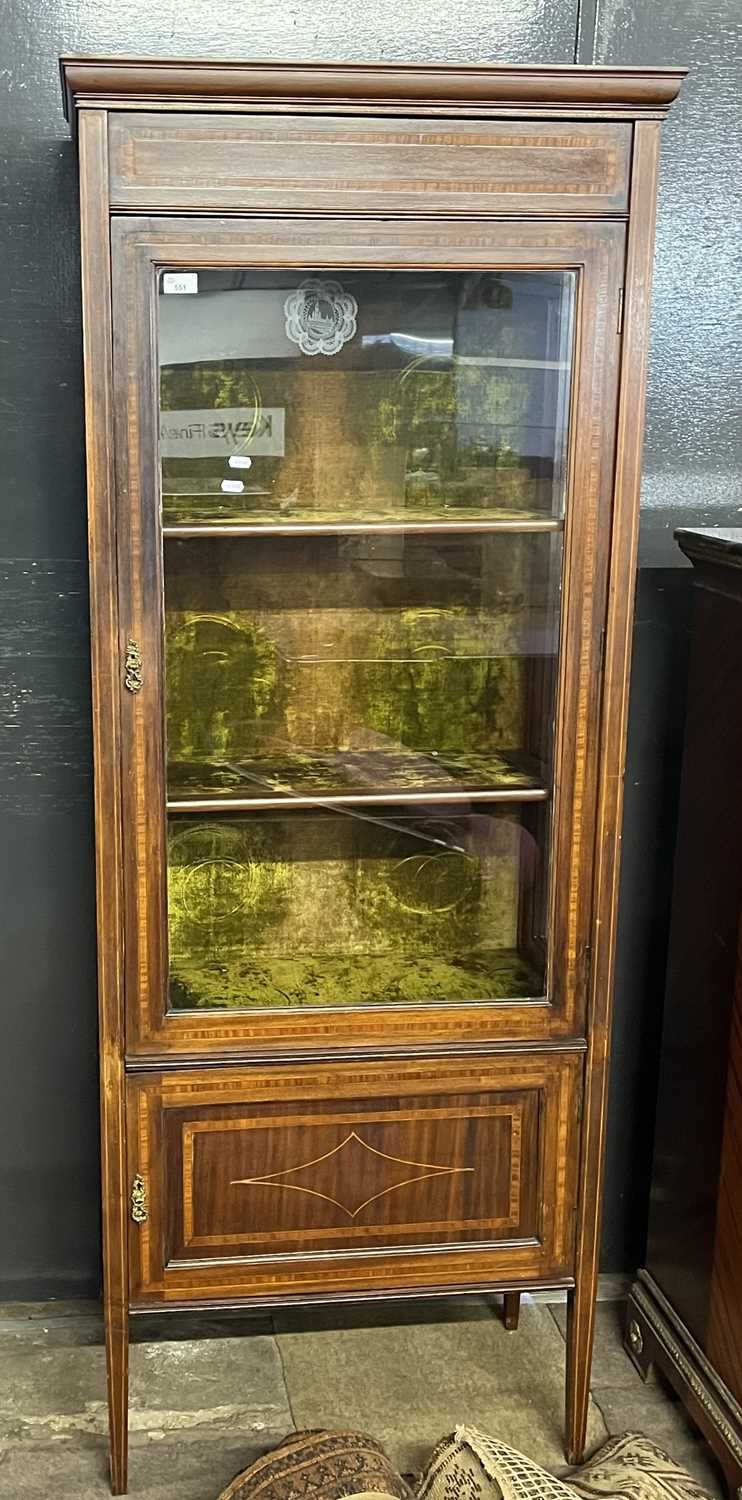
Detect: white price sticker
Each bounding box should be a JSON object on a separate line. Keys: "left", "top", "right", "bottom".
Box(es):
{"left": 162, "top": 272, "right": 199, "bottom": 295}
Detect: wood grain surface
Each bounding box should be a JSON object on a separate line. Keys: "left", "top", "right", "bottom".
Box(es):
{"left": 108, "top": 114, "right": 632, "bottom": 216}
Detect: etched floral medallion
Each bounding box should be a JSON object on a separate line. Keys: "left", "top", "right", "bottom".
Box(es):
{"left": 284, "top": 277, "right": 358, "bottom": 356}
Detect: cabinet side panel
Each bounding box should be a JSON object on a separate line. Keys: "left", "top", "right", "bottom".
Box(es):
{"left": 566, "top": 119, "right": 663, "bottom": 1459}
{"left": 580, "top": 119, "right": 663, "bottom": 1275}
{"left": 708, "top": 998, "right": 742, "bottom": 1405}
{"left": 78, "top": 108, "right": 129, "bottom": 1489}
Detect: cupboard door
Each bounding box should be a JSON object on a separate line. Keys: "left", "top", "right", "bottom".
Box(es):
{"left": 126, "top": 1052, "right": 581, "bottom": 1304}
{"left": 111, "top": 216, "right": 624, "bottom": 1057}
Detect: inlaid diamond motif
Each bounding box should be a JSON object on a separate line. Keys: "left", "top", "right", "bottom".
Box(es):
{"left": 231, "top": 1129, "right": 473, "bottom": 1219}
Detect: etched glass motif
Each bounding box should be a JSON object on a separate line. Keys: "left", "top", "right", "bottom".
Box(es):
{"left": 284, "top": 277, "right": 358, "bottom": 357}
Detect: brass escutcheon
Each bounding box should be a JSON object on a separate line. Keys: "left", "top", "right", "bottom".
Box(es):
{"left": 130, "top": 1173, "right": 148, "bottom": 1224}
{"left": 124, "top": 637, "right": 143, "bottom": 693}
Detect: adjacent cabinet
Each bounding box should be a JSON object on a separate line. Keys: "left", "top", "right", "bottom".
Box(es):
{"left": 626, "top": 529, "right": 742, "bottom": 1498}
{"left": 61, "top": 57, "right": 683, "bottom": 1493}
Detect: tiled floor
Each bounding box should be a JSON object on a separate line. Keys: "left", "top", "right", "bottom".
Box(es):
{"left": 0, "top": 1293, "right": 727, "bottom": 1499}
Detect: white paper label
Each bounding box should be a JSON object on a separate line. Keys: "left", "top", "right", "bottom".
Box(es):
{"left": 162, "top": 272, "right": 199, "bottom": 295}
{"left": 220, "top": 479, "right": 244, "bottom": 494}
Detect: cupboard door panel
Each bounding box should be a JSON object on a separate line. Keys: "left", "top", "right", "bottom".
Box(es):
{"left": 126, "top": 1052, "right": 581, "bottom": 1303}
{"left": 109, "top": 114, "right": 631, "bottom": 216}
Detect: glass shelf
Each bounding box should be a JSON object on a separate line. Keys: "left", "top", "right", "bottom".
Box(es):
{"left": 166, "top": 748, "right": 548, "bottom": 809}
{"left": 162, "top": 513, "right": 564, "bottom": 538}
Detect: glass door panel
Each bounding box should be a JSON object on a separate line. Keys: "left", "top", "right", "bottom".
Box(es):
{"left": 158, "top": 266, "right": 575, "bottom": 1014}
{"left": 160, "top": 269, "right": 574, "bottom": 528}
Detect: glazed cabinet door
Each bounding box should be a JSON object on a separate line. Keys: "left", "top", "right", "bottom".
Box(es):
{"left": 126, "top": 1051, "right": 581, "bottom": 1304}
{"left": 111, "top": 216, "right": 625, "bottom": 1057}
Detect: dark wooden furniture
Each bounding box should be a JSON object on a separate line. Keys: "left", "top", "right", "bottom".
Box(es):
{"left": 60, "top": 57, "right": 682, "bottom": 1494}
{"left": 626, "top": 528, "right": 742, "bottom": 1500}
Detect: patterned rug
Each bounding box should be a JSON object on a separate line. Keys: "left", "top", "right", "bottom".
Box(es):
{"left": 216, "top": 1430, "right": 413, "bottom": 1499}
{"left": 217, "top": 1428, "right": 713, "bottom": 1500}
{"left": 417, "top": 1429, "right": 713, "bottom": 1500}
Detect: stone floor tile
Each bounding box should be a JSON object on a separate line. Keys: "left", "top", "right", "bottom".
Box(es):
{"left": 550, "top": 1301, "right": 649, "bottom": 1391}
{"left": 0, "top": 1299, "right": 100, "bottom": 1322}
{"left": 0, "top": 1432, "right": 281, "bottom": 1499}
{"left": 0, "top": 1301, "right": 103, "bottom": 1349}
{"left": 0, "top": 1313, "right": 105, "bottom": 1349}
{"left": 0, "top": 1306, "right": 273, "bottom": 1351}
{"left": 0, "top": 1334, "right": 292, "bottom": 1446}
{"left": 132, "top": 1311, "right": 275, "bottom": 1345}
{"left": 276, "top": 1297, "right": 607, "bottom": 1475}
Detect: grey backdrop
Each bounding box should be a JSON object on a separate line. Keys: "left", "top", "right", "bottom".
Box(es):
{"left": 1, "top": 0, "right": 740, "bottom": 1296}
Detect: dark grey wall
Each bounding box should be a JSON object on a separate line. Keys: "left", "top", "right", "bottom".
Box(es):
{"left": 587, "top": 0, "right": 742, "bottom": 1268}
{"left": 0, "top": 0, "right": 740, "bottom": 1297}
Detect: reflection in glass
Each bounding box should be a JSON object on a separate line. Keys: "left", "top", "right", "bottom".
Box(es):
{"left": 167, "top": 807, "right": 547, "bottom": 1010}
{"left": 164, "top": 532, "right": 561, "bottom": 801}
{"left": 159, "top": 269, "right": 575, "bottom": 527}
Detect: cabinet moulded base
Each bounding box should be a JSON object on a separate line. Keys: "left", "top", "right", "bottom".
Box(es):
{"left": 625, "top": 1270, "right": 742, "bottom": 1500}
{"left": 127, "top": 1277, "right": 571, "bottom": 1316}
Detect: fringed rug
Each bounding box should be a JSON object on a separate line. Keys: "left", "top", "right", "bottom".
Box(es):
{"left": 218, "top": 1428, "right": 714, "bottom": 1500}
{"left": 417, "top": 1429, "right": 714, "bottom": 1500}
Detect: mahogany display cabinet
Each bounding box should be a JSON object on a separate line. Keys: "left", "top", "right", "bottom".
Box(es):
{"left": 60, "top": 56, "right": 683, "bottom": 1493}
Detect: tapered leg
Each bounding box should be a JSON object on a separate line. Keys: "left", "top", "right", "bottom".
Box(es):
{"left": 503, "top": 1292, "right": 521, "bottom": 1331}
{"left": 565, "top": 1281, "right": 597, "bottom": 1465}
{"left": 106, "top": 1300, "right": 129, "bottom": 1494}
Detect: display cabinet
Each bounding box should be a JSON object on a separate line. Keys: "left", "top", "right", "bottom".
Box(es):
{"left": 60, "top": 56, "right": 683, "bottom": 1493}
